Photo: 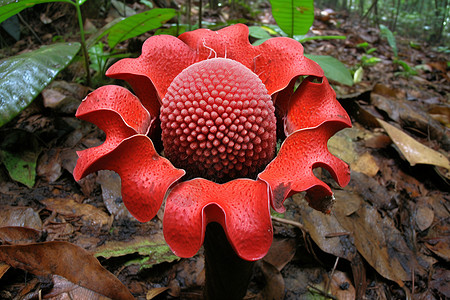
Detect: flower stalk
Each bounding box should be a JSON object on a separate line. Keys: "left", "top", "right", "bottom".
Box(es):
{"left": 203, "top": 223, "right": 254, "bottom": 299}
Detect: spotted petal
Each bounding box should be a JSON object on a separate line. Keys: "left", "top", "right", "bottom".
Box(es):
{"left": 106, "top": 35, "right": 197, "bottom": 116}
{"left": 179, "top": 24, "right": 324, "bottom": 95}
{"left": 74, "top": 85, "right": 152, "bottom": 181}
{"left": 79, "top": 135, "right": 185, "bottom": 222}
{"left": 259, "top": 123, "right": 350, "bottom": 213}
{"left": 164, "top": 178, "right": 272, "bottom": 261}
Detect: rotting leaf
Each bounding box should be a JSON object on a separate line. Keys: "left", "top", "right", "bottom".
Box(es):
{"left": 41, "top": 198, "right": 112, "bottom": 229}
{"left": 0, "top": 206, "right": 42, "bottom": 230}
{"left": 0, "top": 226, "right": 41, "bottom": 245}
{"left": 94, "top": 234, "right": 179, "bottom": 269}
{"left": 333, "top": 189, "right": 424, "bottom": 285}
{"left": 0, "top": 241, "right": 134, "bottom": 300}
{"left": 378, "top": 119, "right": 450, "bottom": 170}
{"left": 263, "top": 238, "right": 296, "bottom": 271}
{"left": 256, "top": 260, "right": 285, "bottom": 300}
{"left": 46, "top": 274, "right": 112, "bottom": 299}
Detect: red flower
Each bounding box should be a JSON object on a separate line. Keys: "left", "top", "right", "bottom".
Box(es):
{"left": 74, "top": 24, "right": 351, "bottom": 261}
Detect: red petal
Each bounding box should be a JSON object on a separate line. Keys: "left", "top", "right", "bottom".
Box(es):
{"left": 74, "top": 86, "right": 152, "bottom": 181}
{"left": 78, "top": 135, "right": 184, "bottom": 222}
{"left": 285, "top": 77, "right": 351, "bottom": 134}
{"left": 178, "top": 24, "right": 323, "bottom": 95}
{"left": 163, "top": 178, "right": 272, "bottom": 261}
{"left": 259, "top": 123, "right": 351, "bottom": 213}
{"left": 106, "top": 35, "right": 197, "bottom": 116}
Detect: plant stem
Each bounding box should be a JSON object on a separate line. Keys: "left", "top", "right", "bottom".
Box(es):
{"left": 203, "top": 222, "right": 255, "bottom": 300}
{"left": 74, "top": 2, "right": 91, "bottom": 87}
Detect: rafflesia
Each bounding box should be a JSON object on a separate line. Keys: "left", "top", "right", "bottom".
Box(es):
{"left": 74, "top": 24, "right": 351, "bottom": 261}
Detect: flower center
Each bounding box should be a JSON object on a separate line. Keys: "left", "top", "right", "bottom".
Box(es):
{"left": 160, "top": 58, "right": 277, "bottom": 181}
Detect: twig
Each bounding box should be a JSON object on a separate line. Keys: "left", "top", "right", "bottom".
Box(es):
{"left": 307, "top": 284, "right": 337, "bottom": 300}
{"left": 17, "top": 13, "right": 43, "bottom": 44}
{"left": 271, "top": 216, "right": 307, "bottom": 232}
{"left": 325, "top": 257, "right": 340, "bottom": 295}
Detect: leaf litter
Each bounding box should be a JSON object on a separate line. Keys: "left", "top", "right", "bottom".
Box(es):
{"left": 0, "top": 4, "right": 449, "bottom": 300}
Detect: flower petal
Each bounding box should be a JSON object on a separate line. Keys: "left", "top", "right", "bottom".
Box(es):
{"left": 79, "top": 135, "right": 185, "bottom": 222}
{"left": 285, "top": 77, "right": 351, "bottom": 133}
{"left": 74, "top": 85, "right": 152, "bottom": 181}
{"left": 259, "top": 122, "right": 351, "bottom": 213}
{"left": 164, "top": 178, "right": 272, "bottom": 261}
{"left": 178, "top": 24, "right": 323, "bottom": 95}
{"left": 106, "top": 35, "right": 197, "bottom": 116}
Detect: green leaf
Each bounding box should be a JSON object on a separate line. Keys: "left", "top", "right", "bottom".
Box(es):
{"left": 269, "top": 0, "right": 314, "bottom": 37}
{"left": 296, "top": 35, "right": 346, "bottom": 43}
{"left": 305, "top": 54, "right": 353, "bottom": 86}
{"left": 0, "top": 131, "right": 41, "bottom": 188}
{"left": 0, "top": 0, "right": 74, "bottom": 24}
{"left": 379, "top": 24, "right": 398, "bottom": 58}
{"left": 248, "top": 25, "right": 272, "bottom": 39}
{"left": 0, "top": 42, "right": 81, "bottom": 127}
{"left": 106, "top": 8, "right": 176, "bottom": 49}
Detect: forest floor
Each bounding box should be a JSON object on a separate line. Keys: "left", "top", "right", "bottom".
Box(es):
{"left": 0, "top": 2, "right": 449, "bottom": 300}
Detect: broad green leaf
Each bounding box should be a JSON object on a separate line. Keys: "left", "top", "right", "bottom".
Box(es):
{"left": 269, "top": 0, "right": 314, "bottom": 37}
{"left": 0, "top": 0, "right": 73, "bottom": 24}
{"left": 380, "top": 24, "right": 398, "bottom": 57}
{"left": 0, "top": 131, "right": 40, "bottom": 188}
{"left": 305, "top": 54, "right": 353, "bottom": 86}
{"left": 0, "top": 42, "right": 81, "bottom": 127}
{"left": 296, "top": 35, "right": 346, "bottom": 43}
{"left": 106, "top": 8, "right": 176, "bottom": 49}
{"left": 248, "top": 26, "right": 272, "bottom": 39}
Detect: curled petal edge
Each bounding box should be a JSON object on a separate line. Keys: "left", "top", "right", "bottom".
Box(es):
{"left": 76, "top": 135, "right": 185, "bottom": 222}
{"left": 258, "top": 121, "right": 351, "bottom": 214}
{"left": 179, "top": 23, "right": 324, "bottom": 95}
{"left": 285, "top": 76, "right": 351, "bottom": 133}
{"left": 163, "top": 178, "right": 272, "bottom": 261}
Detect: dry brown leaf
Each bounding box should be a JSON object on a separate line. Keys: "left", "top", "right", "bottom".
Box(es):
{"left": 351, "top": 151, "right": 379, "bottom": 177}
{"left": 0, "top": 241, "right": 134, "bottom": 300}
{"left": 46, "top": 274, "right": 111, "bottom": 300}
{"left": 329, "top": 271, "right": 356, "bottom": 300}
{"left": 256, "top": 260, "right": 285, "bottom": 300}
{"left": 41, "top": 198, "right": 112, "bottom": 229}
{"left": 378, "top": 119, "right": 450, "bottom": 170}
{"left": 263, "top": 238, "right": 296, "bottom": 272}
{"left": 0, "top": 206, "right": 42, "bottom": 230}
{"left": 146, "top": 287, "right": 169, "bottom": 299}
{"left": 0, "top": 226, "right": 41, "bottom": 244}
{"left": 0, "top": 262, "right": 10, "bottom": 279}
{"left": 333, "top": 190, "right": 423, "bottom": 286}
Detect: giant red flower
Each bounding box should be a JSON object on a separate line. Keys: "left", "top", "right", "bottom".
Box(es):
{"left": 74, "top": 24, "right": 351, "bottom": 261}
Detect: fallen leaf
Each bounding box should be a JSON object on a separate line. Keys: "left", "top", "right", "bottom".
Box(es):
{"left": 351, "top": 151, "right": 379, "bottom": 177}
{"left": 263, "top": 238, "right": 296, "bottom": 271}
{"left": 329, "top": 270, "right": 356, "bottom": 300}
{"left": 45, "top": 274, "right": 111, "bottom": 300}
{"left": 0, "top": 226, "right": 41, "bottom": 244}
{"left": 256, "top": 260, "right": 285, "bottom": 300}
{"left": 94, "top": 234, "right": 179, "bottom": 269}
{"left": 415, "top": 205, "right": 434, "bottom": 232}
{"left": 37, "top": 148, "right": 63, "bottom": 183}
{"left": 96, "top": 170, "right": 133, "bottom": 219}
{"left": 378, "top": 119, "right": 450, "bottom": 170}
{"left": 0, "top": 206, "right": 42, "bottom": 230}
{"left": 333, "top": 189, "right": 424, "bottom": 286}
{"left": 0, "top": 241, "right": 134, "bottom": 300}
{"left": 146, "top": 287, "right": 169, "bottom": 299}
{"left": 41, "top": 198, "right": 112, "bottom": 229}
